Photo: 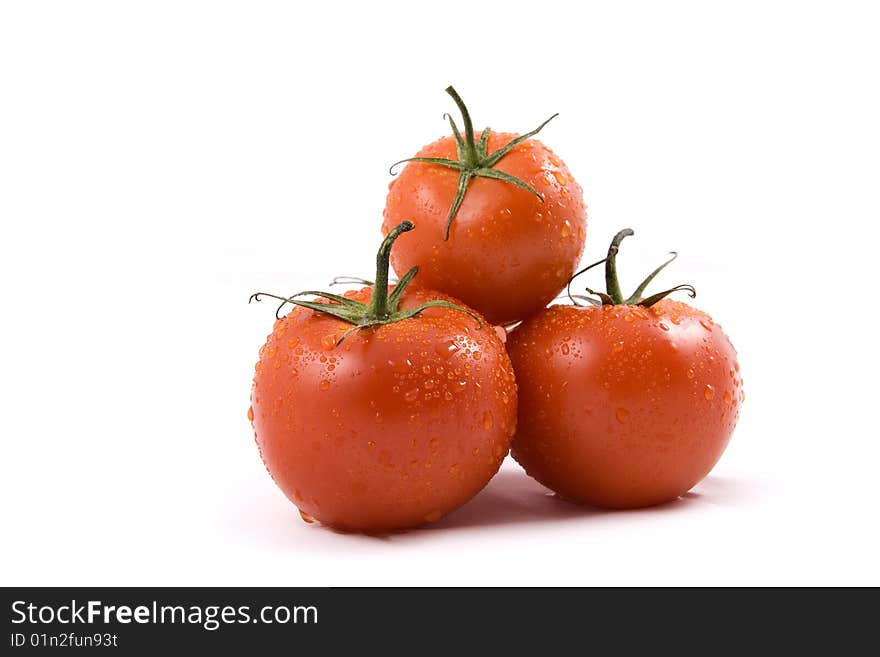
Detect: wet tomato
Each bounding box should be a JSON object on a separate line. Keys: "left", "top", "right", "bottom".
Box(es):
{"left": 249, "top": 223, "right": 517, "bottom": 531}
{"left": 507, "top": 230, "right": 743, "bottom": 508}
{"left": 383, "top": 86, "right": 587, "bottom": 325}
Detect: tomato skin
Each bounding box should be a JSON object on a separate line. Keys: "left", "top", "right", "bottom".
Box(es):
{"left": 506, "top": 300, "right": 742, "bottom": 508}
{"left": 250, "top": 287, "right": 517, "bottom": 532}
{"left": 383, "top": 132, "right": 587, "bottom": 325}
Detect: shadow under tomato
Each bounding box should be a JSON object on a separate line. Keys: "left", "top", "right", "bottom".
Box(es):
{"left": 229, "top": 464, "right": 758, "bottom": 544}
{"left": 421, "top": 465, "right": 756, "bottom": 532}
{"left": 425, "top": 467, "right": 603, "bottom": 530}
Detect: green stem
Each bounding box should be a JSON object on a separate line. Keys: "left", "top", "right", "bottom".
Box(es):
{"left": 445, "top": 86, "right": 478, "bottom": 166}
{"left": 367, "top": 221, "right": 413, "bottom": 319}
{"left": 605, "top": 228, "right": 634, "bottom": 304}
{"left": 567, "top": 228, "right": 697, "bottom": 308}
{"left": 251, "top": 221, "right": 480, "bottom": 345}
{"left": 391, "top": 86, "right": 558, "bottom": 240}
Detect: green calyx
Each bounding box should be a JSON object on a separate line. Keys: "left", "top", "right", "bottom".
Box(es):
{"left": 567, "top": 229, "right": 696, "bottom": 308}
{"left": 390, "top": 86, "right": 558, "bottom": 240}
{"left": 250, "top": 221, "right": 482, "bottom": 344}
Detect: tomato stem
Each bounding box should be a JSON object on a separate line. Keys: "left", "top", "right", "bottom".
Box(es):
{"left": 368, "top": 221, "right": 413, "bottom": 318}
{"left": 249, "top": 222, "right": 483, "bottom": 345}
{"left": 568, "top": 229, "right": 697, "bottom": 308}
{"left": 444, "top": 86, "right": 479, "bottom": 167}
{"left": 605, "top": 229, "right": 634, "bottom": 304}
{"left": 390, "top": 86, "right": 558, "bottom": 240}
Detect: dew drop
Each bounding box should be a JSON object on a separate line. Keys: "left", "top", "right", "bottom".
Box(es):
{"left": 704, "top": 384, "right": 715, "bottom": 400}
{"left": 321, "top": 334, "right": 336, "bottom": 351}
{"left": 404, "top": 388, "right": 420, "bottom": 402}
{"left": 561, "top": 343, "right": 570, "bottom": 355}
{"left": 435, "top": 341, "right": 459, "bottom": 359}
{"left": 686, "top": 368, "right": 695, "bottom": 379}
{"left": 700, "top": 320, "right": 714, "bottom": 332}
{"left": 659, "top": 322, "right": 670, "bottom": 331}
{"left": 482, "top": 411, "right": 494, "bottom": 429}
{"left": 247, "top": 406, "right": 254, "bottom": 422}
{"left": 319, "top": 380, "right": 330, "bottom": 391}
{"left": 299, "top": 510, "right": 315, "bottom": 524}
{"left": 624, "top": 314, "right": 634, "bottom": 322}
{"left": 723, "top": 390, "right": 732, "bottom": 404}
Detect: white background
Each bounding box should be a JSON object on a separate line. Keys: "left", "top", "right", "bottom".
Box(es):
{"left": 2, "top": 1, "right": 878, "bottom": 586}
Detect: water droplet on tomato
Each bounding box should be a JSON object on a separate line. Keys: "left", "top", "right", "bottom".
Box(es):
{"left": 321, "top": 334, "right": 336, "bottom": 350}
{"left": 624, "top": 314, "right": 634, "bottom": 322}
{"left": 404, "top": 388, "right": 420, "bottom": 402}
{"left": 659, "top": 322, "right": 670, "bottom": 331}
{"left": 482, "top": 411, "right": 494, "bottom": 429}
{"left": 700, "top": 320, "right": 714, "bottom": 332}
{"left": 434, "top": 341, "right": 459, "bottom": 359}
{"left": 615, "top": 408, "right": 630, "bottom": 423}
{"left": 247, "top": 406, "right": 254, "bottom": 422}
{"left": 704, "top": 384, "right": 715, "bottom": 400}
{"left": 687, "top": 368, "right": 695, "bottom": 379}
{"left": 424, "top": 510, "right": 443, "bottom": 523}
{"left": 299, "top": 510, "right": 315, "bottom": 524}
{"left": 723, "top": 390, "right": 732, "bottom": 404}
{"left": 319, "top": 380, "right": 330, "bottom": 391}
{"left": 561, "top": 343, "right": 570, "bottom": 355}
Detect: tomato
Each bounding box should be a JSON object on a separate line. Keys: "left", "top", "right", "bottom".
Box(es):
{"left": 507, "top": 230, "right": 743, "bottom": 508}
{"left": 249, "top": 222, "right": 517, "bottom": 531}
{"left": 383, "top": 86, "right": 587, "bottom": 325}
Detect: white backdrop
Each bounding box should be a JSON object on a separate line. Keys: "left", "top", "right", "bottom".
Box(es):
{"left": 2, "top": 0, "right": 878, "bottom": 585}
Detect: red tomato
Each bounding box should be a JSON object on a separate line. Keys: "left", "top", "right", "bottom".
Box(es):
{"left": 383, "top": 86, "right": 587, "bottom": 325}
{"left": 507, "top": 230, "right": 743, "bottom": 508}
{"left": 249, "top": 223, "right": 517, "bottom": 531}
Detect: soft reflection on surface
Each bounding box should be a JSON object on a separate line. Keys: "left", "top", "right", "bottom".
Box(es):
{"left": 227, "top": 463, "right": 757, "bottom": 545}
{"left": 426, "top": 467, "right": 758, "bottom": 531}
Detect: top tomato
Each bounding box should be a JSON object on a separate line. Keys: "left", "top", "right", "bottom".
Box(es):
{"left": 382, "top": 87, "right": 587, "bottom": 325}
